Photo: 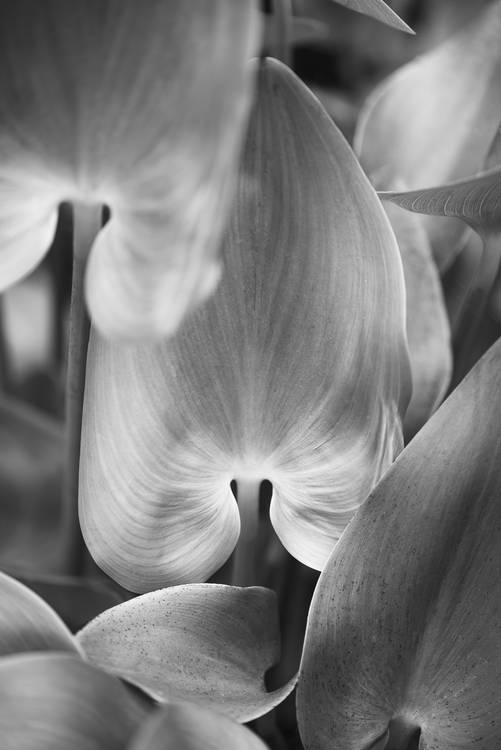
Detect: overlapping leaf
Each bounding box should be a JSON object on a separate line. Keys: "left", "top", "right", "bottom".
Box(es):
{"left": 130, "top": 703, "right": 269, "bottom": 750}
{"left": 78, "top": 584, "right": 295, "bottom": 723}
{"left": 298, "top": 338, "right": 501, "bottom": 750}
{"left": 372, "top": 173, "right": 452, "bottom": 438}
{"left": 354, "top": 0, "right": 501, "bottom": 269}
{"left": 0, "top": 653, "right": 146, "bottom": 750}
{"left": 0, "top": 0, "right": 261, "bottom": 339}
{"left": 80, "top": 57, "right": 410, "bottom": 592}
{"left": 0, "top": 572, "right": 78, "bottom": 656}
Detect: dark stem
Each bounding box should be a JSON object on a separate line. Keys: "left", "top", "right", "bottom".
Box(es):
{"left": 62, "top": 202, "right": 102, "bottom": 575}
{"left": 231, "top": 478, "right": 262, "bottom": 587}
{"left": 271, "top": 0, "right": 293, "bottom": 66}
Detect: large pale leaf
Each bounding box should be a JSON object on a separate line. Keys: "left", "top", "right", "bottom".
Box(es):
{"left": 0, "top": 652, "right": 146, "bottom": 750}
{"left": 354, "top": 0, "right": 501, "bottom": 269}
{"left": 130, "top": 703, "right": 269, "bottom": 750}
{"left": 0, "top": 571, "right": 78, "bottom": 655}
{"left": 0, "top": 396, "right": 64, "bottom": 572}
{"left": 0, "top": 0, "right": 261, "bottom": 340}
{"left": 297, "top": 337, "right": 501, "bottom": 750}
{"left": 79, "top": 57, "right": 410, "bottom": 592}
{"left": 78, "top": 584, "right": 295, "bottom": 723}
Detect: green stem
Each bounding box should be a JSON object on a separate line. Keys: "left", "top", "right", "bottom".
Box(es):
{"left": 231, "top": 478, "right": 262, "bottom": 587}
{"left": 63, "top": 202, "right": 102, "bottom": 575}
{"left": 272, "top": 0, "right": 293, "bottom": 66}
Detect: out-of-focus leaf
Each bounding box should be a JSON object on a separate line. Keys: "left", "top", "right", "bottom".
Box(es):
{"left": 77, "top": 584, "right": 295, "bottom": 723}
{"left": 263, "top": 14, "right": 330, "bottom": 51}
{"left": 0, "top": 571, "right": 78, "bottom": 656}
{"left": 6, "top": 571, "right": 126, "bottom": 632}
{"left": 383, "top": 200, "right": 452, "bottom": 438}
{"left": 0, "top": 652, "right": 146, "bottom": 750}
{"left": 328, "top": 0, "right": 412, "bottom": 32}
{"left": 129, "top": 702, "right": 269, "bottom": 750}
{"left": 79, "top": 58, "right": 410, "bottom": 592}
{"left": 0, "top": 0, "right": 261, "bottom": 340}
{"left": 0, "top": 397, "right": 63, "bottom": 572}
{"left": 297, "top": 338, "right": 501, "bottom": 750}
{"left": 354, "top": 1, "right": 501, "bottom": 269}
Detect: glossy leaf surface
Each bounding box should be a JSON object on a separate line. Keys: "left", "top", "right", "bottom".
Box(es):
{"left": 354, "top": 0, "right": 501, "bottom": 268}
{"left": 78, "top": 584, "right": 295, "bottom": 723}
{"left": 0, "top": 0, "right": 261, "bottom": 340}
{"left": 130, "top": 702, "right": 269, "bottom": 750}
{"left": 0, "top": 652, "right": 146, "bottom": 750}
{"left": 0, "top": 570, "right": 78, "bottom": 656}
{"left": 80, "top": 58, "right": 410, "bottom": 592}
{"left": 298, "top": 338, "right": 501, "bottom": 750}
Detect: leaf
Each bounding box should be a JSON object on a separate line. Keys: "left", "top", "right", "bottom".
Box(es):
{"left": 5, "top": 571, "right": 126, "bottom": 632}
{"left": 77, "top": 584, "right": 295, "bottom": 723}
{"left": 0, "top": 395, "right": 64, "bottom": 573}
{"left": 130, "top": 702, "right": 269, "bottom": 750}
{"left": 297, "top": 338, "right": 501, "bottom": 750}
{"left": 0, "top": 571, "right": 79, "bottom": 656}
{"left": 380, "top": 165, "right": 501, "bottom": 233}
{"left": 79, "top": 57, "right": 410, "bottom": 592}
{"left": 383, "top": 199, "right": 452, "bottom": 438}
{"left": 354, "top": 0, "right": 501, "bottom": 269}
{"left": 328, "top": 0, "right": 413, "bottom": 33}
{"left": 262, "top": 15, "right": 330, "bottom": 50}
{"left": 0, "top": 652, "right": 146, "bottom": 750}
{"left": 0, "top": 0, "right": 261, "bottom": 340}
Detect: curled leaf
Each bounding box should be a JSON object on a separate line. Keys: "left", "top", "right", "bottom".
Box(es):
{"left": 328, "top": 0, "right": 412, "bottom": 33}
{"left": 0, "top": 0, "right": 261, "bottom": 339}
{"left": 77, "top": 584, "right": 295, "bottom": 723}
{"left": 354, "top": 0, "right": 501, "bottom": 268}
{"left": 0, "top": 652, "right": 146, "bottom": 750}
{"left": 80, "top": 58, "right": 410, "bottom": 592}
{"left": 298, "top": 338, "right": 501, "bottom": 750}
{"left": 130, "top": 702, "right": 269, "bottom": 750}
{"left": 380, "top": 165, "right": 501, "bottom": 233}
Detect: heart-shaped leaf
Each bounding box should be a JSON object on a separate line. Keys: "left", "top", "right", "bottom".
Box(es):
{"left": 0, "top": 0, "right": 261, "bottom": 340}
{"left": 130, "top": 702, "right": 269, "bottom": 750}
{"left": 0, "top": 570, "right": 79, "bottom": 656}
{"left": 0, "top": 652, "right": 146, "bottom": 750}
{"left": 297, "top": 337, "right": 501, "bottom": 750}
{"left": 79, "top": 57, "right": 410, "bottom": 592}
{"left": 354, "top": 0, "right": 501, "bottom": 269}
{"left": 77, "top": 584, "right": 295, "bottom": 723}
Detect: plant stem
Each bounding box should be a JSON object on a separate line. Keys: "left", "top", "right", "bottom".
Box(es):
{"left": 271, "top": 0, "right": 293, "bottom": 66}
{"left": 231, "top": 478, "right": 262, "bottom": 587}
{"left": 63, "top": 202, "right": 102, "bottom": 575}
